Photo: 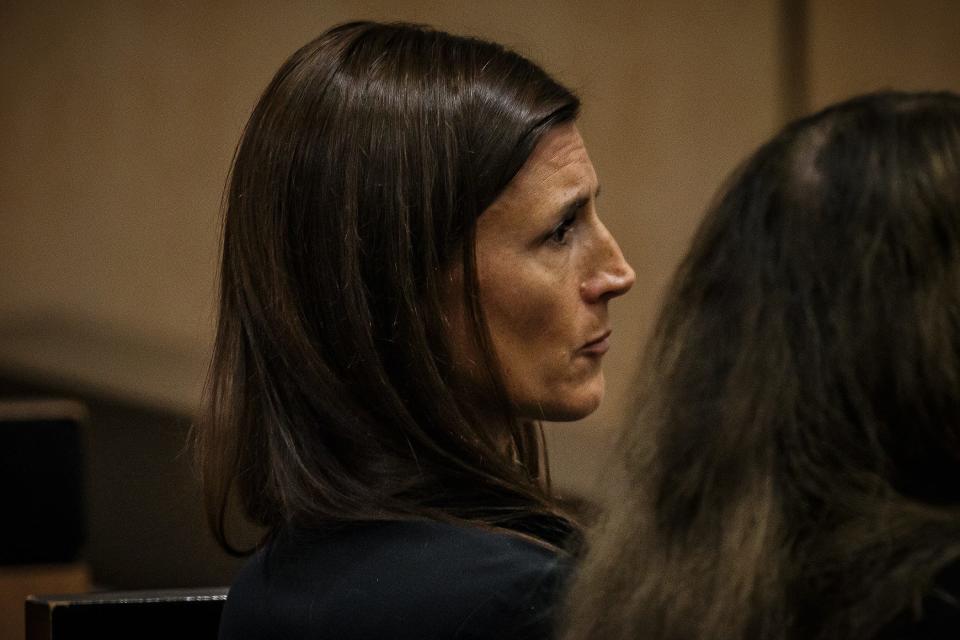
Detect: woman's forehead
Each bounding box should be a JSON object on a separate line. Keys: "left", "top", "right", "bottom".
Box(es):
{"left": 500, "top": 124, "right": 597, "bottom": 204}
{"left": 523, "top": 124, "right": 592, "bottom": 184}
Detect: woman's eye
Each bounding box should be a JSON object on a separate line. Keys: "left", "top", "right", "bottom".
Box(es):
{"left": 549, "top": 215, "right": 576, "bottom": 245}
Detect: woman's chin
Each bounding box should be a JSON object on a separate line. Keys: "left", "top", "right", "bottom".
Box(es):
{"left": 519, "top": 381, "right": 605, "bottom": 422}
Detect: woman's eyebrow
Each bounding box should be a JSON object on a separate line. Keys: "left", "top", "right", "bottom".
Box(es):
{"left": 559, "top": 195, "right": 589, "bottom": 219}
{"left": 558, "top": 185, "right": 601, "bottom": 217}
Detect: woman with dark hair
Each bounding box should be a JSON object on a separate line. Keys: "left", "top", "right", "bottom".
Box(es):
{"left": 562, "top": 91, "right": 960, "bottom": 640}
{"left": 196, "top": 21, "right": 634, "bottom": 639}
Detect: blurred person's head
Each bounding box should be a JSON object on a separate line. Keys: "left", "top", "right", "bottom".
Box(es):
{"left": 563, "top": 90, "right": 960, "bottom": 640}
{"left": 197, "top": 21, "right": 632, "bottom": 551}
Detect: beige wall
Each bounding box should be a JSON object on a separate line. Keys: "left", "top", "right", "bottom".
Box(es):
{"left": 806, "top": 0, "right": 960, "bottom": 111}
{"left": 0, "top": 0, "right": 783, "bottom": 501}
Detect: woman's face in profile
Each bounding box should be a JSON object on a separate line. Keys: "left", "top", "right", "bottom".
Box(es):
{"left": 445, "top": 122, "right": 635, "bottom": 422}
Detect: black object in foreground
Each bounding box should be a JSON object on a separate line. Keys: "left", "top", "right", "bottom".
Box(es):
{"left": 25, "top": 587, "right": 228, "bottom": 640}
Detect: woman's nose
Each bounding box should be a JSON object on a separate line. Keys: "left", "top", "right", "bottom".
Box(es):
{"left": 580, "top": 224, "right": 635, "bottom": 304}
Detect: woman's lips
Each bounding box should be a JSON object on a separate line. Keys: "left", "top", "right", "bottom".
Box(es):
{"left": 579, "top": 330, "right": 612, "bottom": 356}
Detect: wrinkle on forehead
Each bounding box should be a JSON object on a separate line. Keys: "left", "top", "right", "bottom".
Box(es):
{"left": 506, "top": 124, "right": 595, "bottom": 197}
{"left": 480, "top": 123, "right": 596, "bottom": 228}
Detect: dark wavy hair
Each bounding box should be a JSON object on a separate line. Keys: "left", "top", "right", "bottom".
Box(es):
{"left": 563, "top": 91, "right": 960, "bottom": 639}
{"left": 196, "top": 22, "right": 580, "bottom": 553}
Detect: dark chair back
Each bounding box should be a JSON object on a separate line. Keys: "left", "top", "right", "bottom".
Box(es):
{"left": 1, "top": 398, "right": 86, "bottom": 565}
{"left": 25, "top": 587, "right": 228, "bottom": 639}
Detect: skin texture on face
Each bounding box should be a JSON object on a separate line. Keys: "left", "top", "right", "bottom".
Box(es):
{"left": 446, "top": 123, "right": 635, "bottom": 422}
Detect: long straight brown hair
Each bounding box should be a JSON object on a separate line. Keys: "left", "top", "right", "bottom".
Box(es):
{"left": 563, "top": 91, "right": 960, "bottom": 639}
{"left": 196, "top": 22, "right": 580, "bottom": 553}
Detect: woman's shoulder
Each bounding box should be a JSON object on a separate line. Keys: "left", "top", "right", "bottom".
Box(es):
{"left": 219, "top": 520, "right": 569, "bottom": 639}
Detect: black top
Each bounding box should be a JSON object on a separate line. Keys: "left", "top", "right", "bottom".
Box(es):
{"left": 218, "top": 521, "right": 568, "bottom": 640}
